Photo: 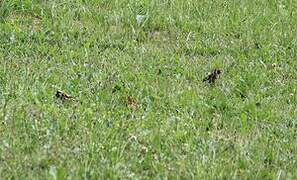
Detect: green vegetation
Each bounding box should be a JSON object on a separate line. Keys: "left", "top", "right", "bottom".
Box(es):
{"left": 0, "top": 0, "right": 296, "bottom": 179}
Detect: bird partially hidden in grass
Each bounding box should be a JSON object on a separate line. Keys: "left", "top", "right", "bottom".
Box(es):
{"left": 203, "top": 69, "right": 222, "bottom": 83}
{"left": 125, "top": 96, "right": 138, "bottom": 111}
{"left": 55, "top": 90, "right": 74, "bottom": 101}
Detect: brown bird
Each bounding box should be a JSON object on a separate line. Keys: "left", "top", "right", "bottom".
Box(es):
{"left": 203, "top": 69, "right": 222, "bottom": 83}
{"left": 125, "top": 96, "right": 138, "bottom": 111}
{"left": 55, "top": 90, "right": 74, "bottom": 100}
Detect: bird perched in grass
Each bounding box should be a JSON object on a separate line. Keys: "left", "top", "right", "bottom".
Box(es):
{"left": 55, "top": 90, "right": 74, "bottom": 100}
{"left": 203, "top": 69, "right": 221, "bottom": 83}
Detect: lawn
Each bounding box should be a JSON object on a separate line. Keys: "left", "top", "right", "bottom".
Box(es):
{"left": 0, "top": 0, "right": 296, "bottom": 179}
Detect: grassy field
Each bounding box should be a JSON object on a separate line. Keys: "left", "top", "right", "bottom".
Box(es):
{"left": 0, "top": 0, "right": 296, "bottom": 179}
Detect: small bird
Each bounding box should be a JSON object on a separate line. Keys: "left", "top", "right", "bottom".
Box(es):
{"left": 55, "top": 90, "right": 74, "bottom": 100}
{"left": 125, "top": 96, "right": 138, "bottom": 111}
{"left": 203, "top": 69, "right": 222, "bottom": 83}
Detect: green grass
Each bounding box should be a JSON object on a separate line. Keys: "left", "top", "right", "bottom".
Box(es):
{"left": 0, "top": 0, "right": 296, "bottom": 179}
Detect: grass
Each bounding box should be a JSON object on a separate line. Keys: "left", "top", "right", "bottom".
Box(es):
{"left": 0, "top": 0, "right": 296, "bottom": 179}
